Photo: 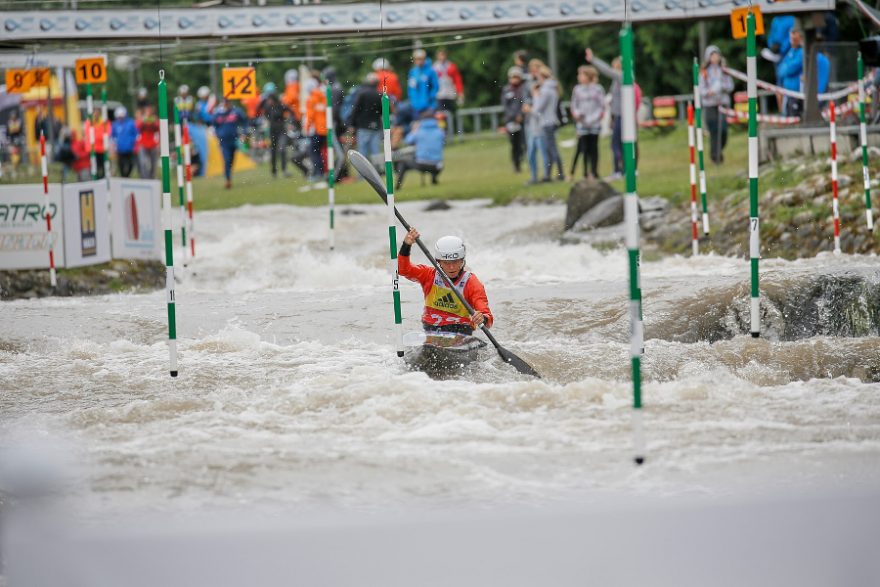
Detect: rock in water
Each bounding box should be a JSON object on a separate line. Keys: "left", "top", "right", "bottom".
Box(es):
{"left": 572, "top": 195, "right": 624, "bottom": 231}
{"left": 564, "top": 179, "right": 618, "bottom": 231}
{"left": 424, "top": 199, "right": 452, "bottom": 212}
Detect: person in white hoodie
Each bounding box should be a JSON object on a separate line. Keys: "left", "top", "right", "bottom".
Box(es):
{"left": 699, "top": 45, "right": 734, "bottom": 164}
{"left": 569, "top": 65, "right": 605, "bottom": 180}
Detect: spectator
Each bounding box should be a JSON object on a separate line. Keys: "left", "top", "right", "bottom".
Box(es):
{"left": 584, "top": 48, "right": 637, "bottom": 180}
{"left": 281, "top": 69, "right": 302, "bottom": 122}
{"left": 434, "top": 49, "right": 464, "bottom": 121}
{"left": 7, "top": 110, "right": 23, "bottom": 148}
{"left": 395, "top": 110, "right": 445, "bottom": 190}
{"left": 136, "top": 104, "right": 160, "bottom": 179}
{"left": 55, "top": 128, "right": 77, "bottom": 182}
{"left": 763, "top": 15, "right": 795, "bottom": 67}
{"left": 175, "top": 84, "right": 194, "bottom": 123}
{"left": 778, "top": 24, "right": 805, "bottom": 117}
{"left": 111, "top": 106, "right": 138, "bottom": 177}
{"left": 83, "top": 111, "right": 109, "bottom": 179}
{"left": 513, "top": 50, "right": 532, "bottom": 86}
{"left": 258, "top": 82, "right": 294, "bottom": 178}
{"left": 407, "top": 49, "right": 439, "bottom": 115}
{"left": 533, "top": 65, "right": 564, "bottom": 181}
{"left": 70, "top": 130, "right": 91, "bottom": 181}
{"left": 522, "top": 81, "right": 547, "bottom": 185}
{"left": 349, "top": 72, "right": 383, "bottom": 162}
{"left": 501, "top": 66, "right": 529, "bottom": 174}
{"left": 304, "top": 78, "right": 328, "bottom": 179}
{"left": 212, "top": 98, "right": 246, "bottom": 189}
{"left": 195, "top": 86, "right": 214, "bottom": 125}
{"left": 570, "top": 65, "right": 605, "bottom": 180}
{"left": 136, "top": 87, "right": 150, "bottom": 111}
{"left": 699, "top": 45, "right": 734, "bottom": 165}
{"left": 373, "top": 58, "right": 403, "bottom": 101}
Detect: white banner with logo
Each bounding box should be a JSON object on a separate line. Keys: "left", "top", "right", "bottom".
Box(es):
{"left": 61, "top": 180, "right": 111, "bottom": 269}
{"left": 109, "top": 178, "right": 162, "bottom": 261}
{"left": 0, "top": 183, "right": 65, "bottom": 270}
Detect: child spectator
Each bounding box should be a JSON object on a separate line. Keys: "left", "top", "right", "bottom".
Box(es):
{"left": 394, "top": 110, "right": 445, "bottom": 190}
{"left": 569, "top": 65, "right": 605, "bottom": 180}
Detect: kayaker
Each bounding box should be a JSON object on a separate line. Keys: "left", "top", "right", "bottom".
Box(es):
{"left": 399, "top": 227, "right": 493, "bottom": 335}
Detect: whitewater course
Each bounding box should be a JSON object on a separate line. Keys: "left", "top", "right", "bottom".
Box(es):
{"left": 2, "top": 198, "right": 880, "bottom": 583}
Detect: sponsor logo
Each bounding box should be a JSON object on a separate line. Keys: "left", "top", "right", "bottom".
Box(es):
{"left": 0, "top": 203, "right": 58, "bottom": 227}
{"left": 433, "top": 292, "right": 459, "bottom": 310}
{"left": 79, "top": 189, "right": 97, "bottom": 257}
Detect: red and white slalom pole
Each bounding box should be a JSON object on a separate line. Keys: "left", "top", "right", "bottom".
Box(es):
{"left": 687, "top": 103, "right": 699, "bottom": 256}
{"left": 183, "top": 122, "right": 195, "bottom": 258}
{"left": 39, "top": 130, "right": 57, "bottom": 288}
{"left": 829, "top": 102, "right": 841, "bottom": 254}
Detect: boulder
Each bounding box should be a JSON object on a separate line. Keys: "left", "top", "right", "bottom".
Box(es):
{"left": 564, "top": 179, "right": 618, "bottom": 231}
{"left": 424, "top": 199, "right": 452, "bottom": 212}
{"left": 572, "top": 195, "right": 623, "bottom": 231}
{"left": 639, "top": 196, "right": 670, "bottom": 233}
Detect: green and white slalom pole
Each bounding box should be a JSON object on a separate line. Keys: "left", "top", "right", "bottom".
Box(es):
{"left": 86, "top": 83, "right": 97, "bottom": 180}
{"left": 173, "top": 103, "right": 188, "bottom": 262}
{"left": 692, "top": 58, "right": 709, "bottom": 236}
{"left": 101, "top": 86, "right": 111, "bottom": 182}
{"left": 158, "top": 71, "right": 179, "bottom": 377}
{"left": 382, "top": 92, "right": 404, "bottom": 357}
{"left": 326, "top": 84, "right": 336, "bottom": 250}
{"left": 621, "top": 24, "right": 644, "bottom": 466}
{"left": 858, "top": 53, "right": 874, "bottom": 231}
{"left": 747, "top": 11, "right": 761, "bottom": 339}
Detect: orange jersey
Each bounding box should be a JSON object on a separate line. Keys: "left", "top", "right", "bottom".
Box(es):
{"left": 376, "top": 71, "right": 402, "bottom": 101}
{"left": 243, "top": 94, "right": 261, "bottom": 119}
{"left": 305, "top": 87, "right": 327, "bottom": 136}
{"left": 83, "top": 119, "right": 110, "bottom": 153}
{"left": 398, "top": 254, "right": 493, "bottom": 329}
{"left": 281, "top": 82, "right": 301, "bottom": 119}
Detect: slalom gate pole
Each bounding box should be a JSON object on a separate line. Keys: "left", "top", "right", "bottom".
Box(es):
{"left": 183, "top": 121, "right": 195, "bottom": 258}
{"left": 173, "top": 103, "right": 187, "bottom": 261}
{"left": 830, "top": 102, "right": 841, "bottom": 254}
{"left": 693, "top": 58, "right": 709, "bottom": 235}
{"left": 382, "top": 93, "right": 404, "bottom": 357}
{"left": 747, "top": 11, "right": 761, "bottom": 338}
{"left": 858, "top": 53, "right": 874, "bottom": 231}
{"left": 39, "top": 130, "right": 57, "bottom": 288}
{"left": 621, "top": 24, "right": 645, "bottom": 466}
{"left": 86, "top": 83, "right": 97, "bottom": 180}
{"left": 687, "top": 102, "right": 699, "bottom": 256}
{"left": 101, "top": 87, "right": 111, "bottom": 182}
{"left": 158, "top": 71, "right": 179, "bottom": 377}
{"left": 326, "top": 83, "right": 336, "bottom": 250}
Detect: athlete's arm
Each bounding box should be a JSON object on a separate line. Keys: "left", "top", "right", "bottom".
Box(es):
{"left": 464, "top": 274, "right": 494, "bottom": 328}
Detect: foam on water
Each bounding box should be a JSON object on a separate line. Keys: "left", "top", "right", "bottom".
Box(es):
{"left": 2, "top": 200, "right": 879, "bottom": 517}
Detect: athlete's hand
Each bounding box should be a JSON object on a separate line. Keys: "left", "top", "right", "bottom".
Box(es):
{"left": 404, "top": 227, "right": 419, "bottom": 245}
{"left": 471, "top": 311, "right": 485, "bottom": 328}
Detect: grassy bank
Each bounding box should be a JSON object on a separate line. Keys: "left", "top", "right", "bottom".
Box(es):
{"left": 3, "top": 124, "right": 756, "bottom": 210}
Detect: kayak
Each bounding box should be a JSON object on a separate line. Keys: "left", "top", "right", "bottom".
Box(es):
{"left": 403, "top": 331, "right": 488, "bottom": 379}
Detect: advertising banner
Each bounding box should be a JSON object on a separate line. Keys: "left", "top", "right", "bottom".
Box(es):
{"left": 109, "top": 178, "right": 162, "bottom": 261}
{"left": 0, "top": 183, "right": 65, "bottom": 270}
{"left": 62, "top": 181, "right": 111, "bottom": 268}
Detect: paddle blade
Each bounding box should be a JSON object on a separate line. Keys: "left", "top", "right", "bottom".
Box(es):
{"left": 496, "top": 346, "right": 541, "bottom": 378}
{"left": 348, "top": 150, "right": 389, "bottom": 203}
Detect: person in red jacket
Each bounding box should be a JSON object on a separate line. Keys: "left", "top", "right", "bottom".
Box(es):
{"left": 398, "top": 227, "right": 493, "bottom": 335}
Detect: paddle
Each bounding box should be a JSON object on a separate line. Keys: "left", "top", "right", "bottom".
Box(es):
{"left": 347, "top": 149, "right": 540, "bottom": 378}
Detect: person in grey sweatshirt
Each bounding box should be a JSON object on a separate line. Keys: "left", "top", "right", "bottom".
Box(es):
{"left": 532, "top": 65, "right": 565, "bottom": 181}
{"left": 584, "top": 48, "right": 623, "bottom": 178}
{"left": 570, "top": 65, "right": 606, "bottom": 180}
{"left": 699, "top": 45, "right": 735, "bottom": 164}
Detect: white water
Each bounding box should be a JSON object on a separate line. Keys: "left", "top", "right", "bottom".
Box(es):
{"left": 2, "top": 200, "right": 880, "bottom": 519}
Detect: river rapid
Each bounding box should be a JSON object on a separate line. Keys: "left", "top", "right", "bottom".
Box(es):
{"left": 1, "top": 200, "right": 879, "bottom": 519}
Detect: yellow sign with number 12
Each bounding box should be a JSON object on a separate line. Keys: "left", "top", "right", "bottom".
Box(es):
{"left": 731, "top": 6, "right": 765, "bottom": 40}
{"left": 222, "top": 67, "right": 257, "bottom": 100}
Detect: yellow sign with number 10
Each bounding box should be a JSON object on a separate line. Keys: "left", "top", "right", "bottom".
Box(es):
{"left": 222, "top": 67, "right": 257, "bottom": 100}
{"left": 731, "top": 6, "right": 765, "bottom": 40}
{"left": 74, "top": 57, "right": 107, "bottom": 85}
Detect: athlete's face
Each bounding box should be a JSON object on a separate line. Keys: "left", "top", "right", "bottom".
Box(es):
{"left": 439, "top": 259, "right": 464, "bottom": 278}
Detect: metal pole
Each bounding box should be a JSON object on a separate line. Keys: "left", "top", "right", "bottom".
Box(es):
{"left": 621, "top": 24, "right": 645, "bottom": 467}
{"left": 547, "top": 29, "right": 558, "bottom": 75}
{"left": 382, "top": 92, "right": 404, "bottom": 357}
{"left": 747, "top": 11, "right": 761, "bottom": 338}
{"left": 158, "top": 70, "right": 179, "bottom": 377}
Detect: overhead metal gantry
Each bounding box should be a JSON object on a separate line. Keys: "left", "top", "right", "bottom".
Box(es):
{"left": 0, "top": 0, "right": 834, "bottom": 45}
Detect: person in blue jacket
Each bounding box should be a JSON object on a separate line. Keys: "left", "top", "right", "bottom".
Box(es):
{"left": 777, "top": 25, "right": 804, "bottom": 117}
{"left": 212, "top": 98, "right": 246, "bottom": 188}
{"left": 407, "top": 49, "right": 439, "bottom": 114}
{"left": 111, "top": 106, "right": 139, "bottom": 177}
{"left": 394, "top": 110, "right": 445, "bottom": 190}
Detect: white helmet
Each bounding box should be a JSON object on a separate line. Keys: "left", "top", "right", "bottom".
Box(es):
{"left": 114, "top": 106, "right": 127, "bottom": 119}
{"left": 434, "top": 236, "right": 465, "bottom": 261}
{"left": 372, "top": 57, "right": 389, "bottom": 71}
{"left": 197, "top": 85, "right": 210, "bottom": 99}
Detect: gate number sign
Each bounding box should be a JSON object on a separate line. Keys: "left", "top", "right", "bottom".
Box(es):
{"left": 75, "top": 57, "right": 107, "bottom": 85}
{"left": 222, "top": 67, "right": 257, "bottom": 100}
{"left": 730, "top": 6, "right": 764, "bottom": 40}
